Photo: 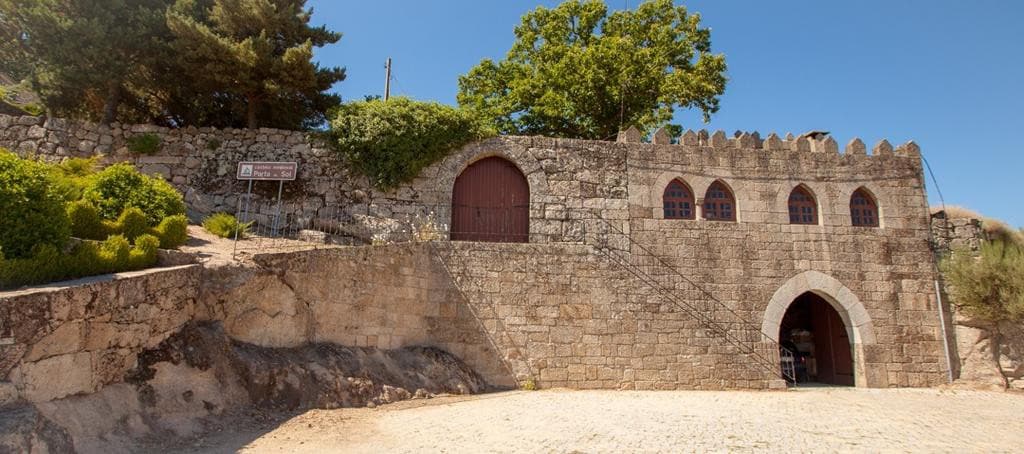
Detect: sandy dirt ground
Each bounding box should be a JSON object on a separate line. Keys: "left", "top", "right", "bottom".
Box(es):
{"left": 186, "top": 387, "right": 1024, "bottom": 453}
{"left": 179, "top": 225, "right": 342, "bottom": 267}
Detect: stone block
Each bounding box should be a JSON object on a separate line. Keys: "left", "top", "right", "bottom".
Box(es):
{"left": 13, "top": 351, "right": 94, "bottom": 402}
{"left": 24, "top": 322, "right": 84, "bottom": 362}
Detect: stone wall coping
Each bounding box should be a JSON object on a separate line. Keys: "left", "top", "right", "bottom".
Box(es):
{"left": 0, "top": 113, "right": 921, "bottom": 162}
{"left": 0, "top": 264, "right": 200, "bottom": 299}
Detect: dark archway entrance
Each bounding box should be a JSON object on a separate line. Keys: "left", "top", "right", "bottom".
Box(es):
{"left": 779, "top": 292, "right": 855, "bottom": 385}
{"left": 451, "top": 156, "right": 529, "bottom": 243}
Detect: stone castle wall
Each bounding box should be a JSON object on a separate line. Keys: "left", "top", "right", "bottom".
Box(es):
{"left": 0, "top": 114, "right": 950, "bottom": 389}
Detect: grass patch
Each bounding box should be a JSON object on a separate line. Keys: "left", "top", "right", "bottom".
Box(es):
{"left": 127, "top": 133, "right": 162, "bottom": 154}
{"left": 202, "top": 213, "right": 252, "bottom": 238}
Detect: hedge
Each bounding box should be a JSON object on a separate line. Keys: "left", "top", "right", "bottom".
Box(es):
{"left": 68, "top": 201, "right": 189, "bottom": 249}
{"left": 0, "top": 234, "right": 159, "bottom": 290}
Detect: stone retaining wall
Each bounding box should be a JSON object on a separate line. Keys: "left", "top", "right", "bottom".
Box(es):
{"left": 200, "top": 244, "right": 514, "bottom": 387}
{"left": 211, "top": 243, "right": 779, "bottom": 390}
{"left": 0, "top": 265, "right": 200, "bottom": 403}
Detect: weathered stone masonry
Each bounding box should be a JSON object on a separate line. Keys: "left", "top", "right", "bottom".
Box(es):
{"left": 0, "top": 266, "right": 200, "bottom": 402}
{"left": 0, "top": 114, "right": 950, "bottom": 389}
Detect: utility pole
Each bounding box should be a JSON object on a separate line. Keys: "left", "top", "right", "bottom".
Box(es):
{"left": 384, "top": 57, "right": 392, "bottom": 101}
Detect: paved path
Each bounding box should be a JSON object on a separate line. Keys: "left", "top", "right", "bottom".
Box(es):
{"left": 202, "top": 388, "right": 1024, "bottom": 453}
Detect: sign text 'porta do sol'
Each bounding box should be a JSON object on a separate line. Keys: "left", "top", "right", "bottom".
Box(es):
{"left": 236, "top": 161, "right": 298, "bottom": 181}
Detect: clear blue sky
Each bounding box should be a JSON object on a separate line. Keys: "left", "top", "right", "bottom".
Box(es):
{"left": 308, "top": 0, "right": 1024, "bottom": 228}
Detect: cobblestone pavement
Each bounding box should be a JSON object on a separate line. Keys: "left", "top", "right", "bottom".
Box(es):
{"left": 211, "top": 388, "right": 1024, "bottom": 453}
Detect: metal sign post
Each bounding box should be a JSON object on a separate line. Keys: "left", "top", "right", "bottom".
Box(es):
{"left": 232, "top": 161, "right": 298, "bottom": 258}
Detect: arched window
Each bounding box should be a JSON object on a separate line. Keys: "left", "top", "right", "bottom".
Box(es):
{"left": 703, "top": 181, "right": 736, "bottom": 221}
{"left": 788, "top": 185, "right": 818, "bottom": 225}
{"left": 850, "top": 188, "right": 879, "bottom": 227}
{"left": 662, "top": 179, "right": 695, "bottom": 220}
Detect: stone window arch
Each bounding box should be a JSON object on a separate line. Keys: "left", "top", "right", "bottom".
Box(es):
{"left": 662, "top": 178, "right": 696, "bottom": 220}
{"left": 788, "top": 185, "right": 818, "bottom": 225}
{"left": 850, "top": 187, "right": 879, "bottom": 227}
{"left": 703, "top": 180, "right": 736, "bottom": 222}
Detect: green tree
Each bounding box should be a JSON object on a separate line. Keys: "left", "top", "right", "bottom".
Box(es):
{"left": 457, "top": 0, "right": 726, "bottom": 140}
{"left": 166, "top": 0, "right": 345, "bottom": 129}
{"left": 942, "top": 241, "right": 1024, "bottom": 323}
{"left": 0, "top": 0, "right": 172, "bottom": 124}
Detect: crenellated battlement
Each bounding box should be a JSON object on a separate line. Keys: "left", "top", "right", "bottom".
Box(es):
{"left": 616, "top": 125, "right": 921, "bottom": 159}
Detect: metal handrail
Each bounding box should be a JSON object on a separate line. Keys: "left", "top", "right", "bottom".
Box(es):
{"left": 585, "top": 213, "right": 796, "bottom": 383}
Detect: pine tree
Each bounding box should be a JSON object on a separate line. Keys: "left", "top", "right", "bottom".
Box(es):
{"left": 166, "top": 0, "right": 345, "bottom": 129}
{"left": 0, "top": 0, "right": 172, "bottom": 124}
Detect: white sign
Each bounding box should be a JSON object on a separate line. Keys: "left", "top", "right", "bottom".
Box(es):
{"left": 236, "top": 161, "right": 298, "bottom": 181}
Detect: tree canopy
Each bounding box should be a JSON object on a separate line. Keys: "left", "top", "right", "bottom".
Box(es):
{"left": 0, "top": 0, "right": 344, "bottom": 129}
{"left": 166, "top": 0, "right": 345, "bottom": 129}
{"left": 0, "top": 0, "right": 171, "bottom": 124}
{"left": 457, "top": 0, "right": 727, "bottom": 140}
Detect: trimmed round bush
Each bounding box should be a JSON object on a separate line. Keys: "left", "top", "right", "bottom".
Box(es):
{"left": 153, "top": 215, "right": 189, "bottom": 249}
{"left": 116, "top": 207, "right": 150, "bottom": 242}
{"left": 100, "top": 234, "right": 131, "bottom": 265}
{"left": 84, "top": 163, "right": 185, "bottom": 225}
{"left": 67, "top": 200, "right": 107, "bottom": 240}
{"left": 0, "top": 151, "right": 71, "bottom": 258}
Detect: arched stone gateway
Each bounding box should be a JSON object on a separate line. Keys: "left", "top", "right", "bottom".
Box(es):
{"left": 762, "top": 271, "right": 876, "bottom": 387}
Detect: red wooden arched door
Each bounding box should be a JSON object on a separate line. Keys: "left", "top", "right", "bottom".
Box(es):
{"left": 451, "top": 157, "right": 529, "bottom": 242}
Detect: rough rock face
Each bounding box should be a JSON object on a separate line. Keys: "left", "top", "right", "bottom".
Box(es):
{"left": 955, "top": 319, "right": 1007, "bottom": 388}
{"left": 0, "top": 322, "right": 488, "bottom": 453}
{"left": 953, "top": 312, "right": 1024, "bottom": 390}
{"left": 232, "top": 341, "right": 486, "bottom": 409}
{"left": 132, "top": 322, "right": 488, "bottom": 411}
{"left": 0, "top": 404, "right": 73, "bottom": 454}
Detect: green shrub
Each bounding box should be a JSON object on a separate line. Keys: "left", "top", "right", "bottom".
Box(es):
{"left": 21, "top": 103, "right": 44, "bottom": 116}
{"left": 941, "top": 240, "right": 1024, "bottom": 323}
{"left": 84, "top": 163, "right": 185, "bottom": 225}
{"left": 0, "top": 150, "right": 71, "bottom": 258}
{"left": 520, "top": 378, "right": 538, "bottom": 391}
{"left": 202, "top": 212, "right": 251, "bottom": 238}
{"left": 50, "top": 156, "right": 100, "bottom": 202}
{"left": 152, "top": 215, "right": 189, "bottom": 248}
{"left": 329, "top": 97, "right": 494, "bottom": 190}
{"left": 59, "top": 156, "right": 100, "bottom": 178}
{"left": 130, "top": 234, "right": 160, "bottom": 268}
{"left": 0, "top": 235, "right": 160, "bottom": 290}
{"left": 68, "top": 200, "right": 189, "bottom": 249}
{"left": 206, "top": 138, "right": 222, "bottom": 150}
{"left": 126, "top": 133, "right": 162, "bottom": 154}
{"left": 100, "top": 234, "right": 131, "bottom": 264}
{"left": 114, "top": 207, "right": 150, "bottom": 242}
{"left": 67, "top": 200, "right": 107, "bottom": 240}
